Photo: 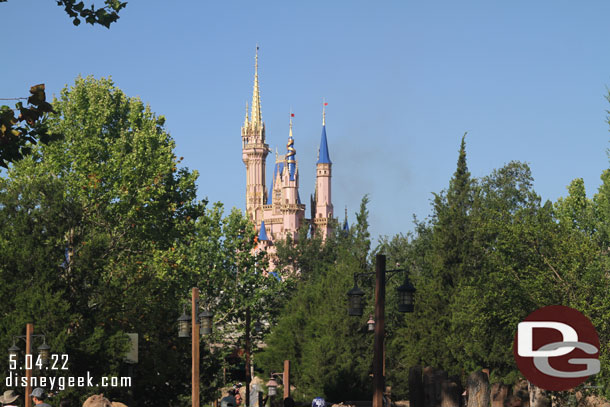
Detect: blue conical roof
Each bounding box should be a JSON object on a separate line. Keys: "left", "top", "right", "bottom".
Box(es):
{"left": 343, "top": 218, "right": 349, "bottom": 231}
{"left": 258, "top": 221, "right": 269, "bottom": 241}
{"left": 317, "top": 125, "right": 331, "bottom": 164}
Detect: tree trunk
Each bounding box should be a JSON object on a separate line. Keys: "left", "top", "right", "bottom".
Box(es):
{"left": 528, "top": 382, "right": 550, "bottom": 407}
{"left": 490, "top": 383, "right": 510, "bottom": 407}
{"left": 409, "top": 366, "right": 424, "bottom": 407}
{"left": 466, "top": 370, "right": 490, "bottom": 407}
{"left": 441, "top": 378, "right": 460, "bottom": 407}
{"left": 423, "top": 366, "right": 436, "bottom": 407}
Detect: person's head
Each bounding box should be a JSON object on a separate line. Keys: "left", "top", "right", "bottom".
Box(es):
{"left": 234, "top": 392, "right": 242, "bottom": 406}
{"left": 0, "top": 389, "right": 19, "bottom": 405}
{"left": 284, "top": 396, "right": 295, "bottom": 407}
{"left": 30, "top": 387, "right": 46, "bottom": 404}
{"left": 312, "top": 397, "right": 325, "bottom": 407}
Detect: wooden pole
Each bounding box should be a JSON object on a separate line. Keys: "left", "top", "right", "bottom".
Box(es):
{"left": 25, "top": 323, "right": 33, "bottom": 407}
{"left": 373, "top": 255, "right": 386, "bottom": 407}
{"left": 192, "top": 288, "right": 200, "bottom": 407}
{"left": 245, "top": 307, "right": 251, "bottom": 407}
{"left": 283, "top": 360, "right": 290, "bottom": 399}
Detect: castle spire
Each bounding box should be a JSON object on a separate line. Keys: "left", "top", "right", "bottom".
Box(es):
{"left": 317, "top": 103, "right": 331, "bottom": 164}
{"left": 286, "top": 113, "right": 297, "bottom": 181}
{"left": 244, "top": 101, "right": 249, "bottom": 127}
{"left": 251, "top": 45, "right": 262, "bottom": 127}
{"left": 322, "top": 98, "right": 326, "bottom": 126}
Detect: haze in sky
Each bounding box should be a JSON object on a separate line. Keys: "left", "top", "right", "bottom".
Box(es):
{"left": 3, "top": 1, "right": 610, "bottom": 240}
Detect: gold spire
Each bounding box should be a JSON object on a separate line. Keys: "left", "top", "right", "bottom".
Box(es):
{"left": 244, "top": 101, "right": 249, "bottom": 127}
{"left": 251, "top": 45, "right": 262, "bottom": 128}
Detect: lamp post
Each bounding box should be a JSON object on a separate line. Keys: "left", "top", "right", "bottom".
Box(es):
{"left": 265, "top": 360, "right": 291, "bottom": 402}
{"left": 347, "top": 254, "right": 415, "bottom": 407}
{"left": 8, "top": 324, "right": 52, "bottom": 407}
{"left": 245, "top": 307, "right": 251, "bottom": 407}
{"left": 177, "top": 287, "right": 214, "bottom": 407}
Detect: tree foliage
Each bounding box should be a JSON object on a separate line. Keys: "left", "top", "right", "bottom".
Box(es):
{"left": 378, "top": 134, "right": 610, "bottom": 400}
{"left": 257, "top": 197, "right": 375, "bottom": 402}
{"left": 0, "top": 0, "right": 127, "bottom": 28}
{"left": 0, "top": 84, "right": 61, "bottom": 168}
{"left": 0, "top": 76, "right": 282, "bottom": 406}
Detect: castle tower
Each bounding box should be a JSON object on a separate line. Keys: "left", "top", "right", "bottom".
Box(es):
{"left": 314, "top": 104, "right": 334, "bottom": 239}
{"left": 242, "top": 47, "right": 269, "bottom": 224}
{"left": 280, "top": 115, "right": 305, "bottom": 240}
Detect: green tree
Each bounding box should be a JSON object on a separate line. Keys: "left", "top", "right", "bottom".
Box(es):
{"left": 257, "top": 197, "right": 374, "bottom": 402}
{"left": 395, "top": 134, "right": 476, "bottom": 375}
{"left": 0, "top": 76, "right": 282, "bottom": 406}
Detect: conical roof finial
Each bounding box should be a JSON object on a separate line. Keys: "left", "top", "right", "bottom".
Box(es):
{"left": 251, "top": 45, "right": 262, "bottom": 127}
{"left": 322, "top": 98, "right": 327, "bottom": 126}
{"left": 244, "top": 101, "right": 249, "bottom": 127}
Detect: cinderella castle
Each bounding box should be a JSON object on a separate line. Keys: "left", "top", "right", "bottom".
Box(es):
{"left": 241, "top": 49, "right": 345, "bottom": 250}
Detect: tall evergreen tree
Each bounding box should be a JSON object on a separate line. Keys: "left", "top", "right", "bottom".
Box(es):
{"left": 257, "top": 196, "right": 374, "bottom": 401}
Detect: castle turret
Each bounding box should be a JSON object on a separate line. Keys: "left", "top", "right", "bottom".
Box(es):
{"left": 314, "top": 104, "right": 333, "bottom": 239}
{"left": 281, "top": 115, "right": 304, "bottom": 239}
{"left": 283, "top": 116, "right": 299, "bottom": 204}
{"left": 242, "top": 47, "right": 269, "bottom": 224}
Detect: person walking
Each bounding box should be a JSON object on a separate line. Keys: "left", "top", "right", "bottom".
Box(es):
{"left": 29, "top": 388, "right": 51, "bottom": 407}
{"left": 0, "top": 389, "right": 20, "bottom": 407}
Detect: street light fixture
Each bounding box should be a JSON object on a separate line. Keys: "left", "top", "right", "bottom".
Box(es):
{"left": 199, "top": 309, "right": 214, "bottom": 336}
{"left": 347, "top": 283, "right": 365, "bottom": 316}
{"left": 177, "top": 305, "right": 191, "bottom": 338}
{"left": 264, "top": 361, "right": 291, "bottom": 401}
{"left": 396, "top": 276, "right": 416, "bottom": 313}
{"left": 8, "top": 342, "right": 19, "bottom": 361}
{"left": 266, "top": 376, "right": 279, "bottom": 397}
{"left": 37, "top": 340, "right": 51, "bottom": 364}
{"left": 367, "top": 315, "right": 375, "bottom": 332}
{"left": 8, "top": 334, "right": 51, "bottom": 365}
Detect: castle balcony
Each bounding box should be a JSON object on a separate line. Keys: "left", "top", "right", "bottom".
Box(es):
{"left": 243, "top": 142, "right": 269, "bottom": 152}
{"left": 313, "top": 217, "right": 332, "bottom": 225}
{"left": 280, "top": 204, "right": 306, "bottom": 212}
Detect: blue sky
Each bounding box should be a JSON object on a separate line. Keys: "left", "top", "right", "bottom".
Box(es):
{"left": 3, "top": 1, "right": 610, "bottom": 240}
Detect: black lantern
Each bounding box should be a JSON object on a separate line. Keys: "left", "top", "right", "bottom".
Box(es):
{"left": 266, "top": 376, "right": 278, "bottom": 396}
{"left": 367, "top": 314, "right": 375, "bottom": 332}
{"left": 347, "top": 283, "right": 365, "bottom": 316}
{"left": 8, "top": 342, "right": 19, "bottom": 362}
{"left": 397, "top": 275, "right": 416, "bottom": 313}
{"left": 199, "top": 309, "right": 214, "bottom": 336}
{"left": 37, "top": 340, "right": 51, "bottom": 364}
{"left": 177, "top": 306, "right": 191, "bottom": 338}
